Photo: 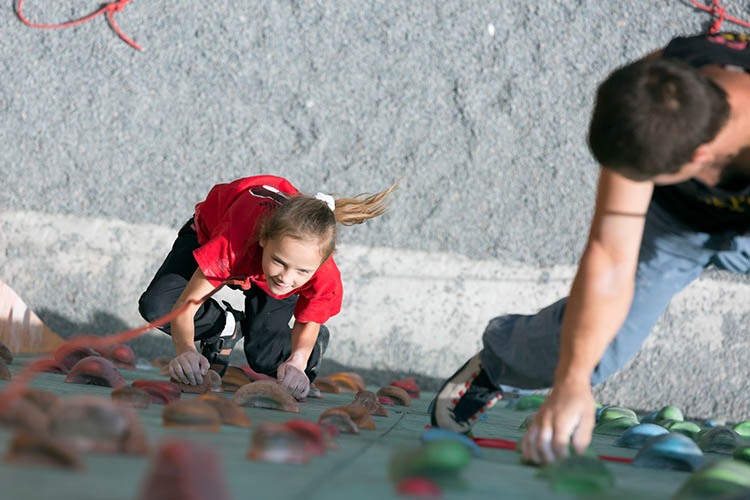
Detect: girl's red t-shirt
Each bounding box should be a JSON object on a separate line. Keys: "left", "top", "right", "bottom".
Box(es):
{"left": 192, "top": 175, "right": 342, "bottom": 324}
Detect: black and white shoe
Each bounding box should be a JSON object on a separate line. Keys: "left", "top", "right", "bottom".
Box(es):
{"left": 201, "top": 302, "right": 244, "bottom": 377}
{"left": 430, "top": 352, "right": 503, "bottom": 434}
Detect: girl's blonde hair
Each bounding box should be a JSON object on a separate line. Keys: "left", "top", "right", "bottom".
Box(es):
{"left": 258, "top": 180, "right": 399, "bottom": 261}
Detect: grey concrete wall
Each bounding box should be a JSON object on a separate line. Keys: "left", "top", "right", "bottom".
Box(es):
{"left": 1, "top": 1, "right": 748, "bottom": 419}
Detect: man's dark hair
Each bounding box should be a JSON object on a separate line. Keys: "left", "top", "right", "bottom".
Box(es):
{"left": 588, "top": 58, "right": 730, "bottom": 180}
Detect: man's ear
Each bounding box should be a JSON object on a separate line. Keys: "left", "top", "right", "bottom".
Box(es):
{"left": 691, "top": 145, "right": 715, "bottom": 167}
{"left": 258, "top": 236, "right": 266, "bottom": 248}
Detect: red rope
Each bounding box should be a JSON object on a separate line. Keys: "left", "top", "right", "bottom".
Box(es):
{"left": 16, "top": 0, "right": 142, "bottom": 51}
{"left": 470, "top": 437, "right": 633, "bottom": 464}
{"left": 0, "top": 276, "right": 252, "bottom": 412}
{"left": 690, "top": 0, "right": 750, "bottom": 33}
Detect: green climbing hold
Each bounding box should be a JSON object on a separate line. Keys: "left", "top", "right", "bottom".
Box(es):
{"left": 732, "top": 446, "right": 750, "bottom": 464}
{"left": 537, "top": 455, "right": 615, "bottom": 494}
{"left": 663, "top": 420, "right": 701, "bottom": 440}
{"left": 389, "top": 440, "right": 471, "bottom": 483}
{"left": 732, "top": 421, "right": 750, "bottom": 439}
{"left": 598, "top": 406, "right": 638, "bottom": 424}
{"left": 673, "top": 459, "right": 750, "bottom": 499}
{"left": 656, "top": 406, "right": 684, "bottom": 424}
{"left": 514, "top": 394, "right": 546, "bottom": 411}
{"left": 593, "top": 416, "right": 638, "bottom": 436}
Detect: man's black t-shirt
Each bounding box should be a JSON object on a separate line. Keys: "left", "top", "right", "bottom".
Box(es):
{"left": 652, "top": 32, "right": 750, "bottom": 233}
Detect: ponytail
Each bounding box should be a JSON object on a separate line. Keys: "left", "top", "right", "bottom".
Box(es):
{"left": 332, "top": 178, "right": 399, "bottom": 226}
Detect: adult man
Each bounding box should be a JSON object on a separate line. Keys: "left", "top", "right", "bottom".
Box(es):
{"left": 431, "top": 32, "right": 750, "bottom": 463}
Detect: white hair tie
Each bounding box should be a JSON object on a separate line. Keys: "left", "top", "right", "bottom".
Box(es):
{"left": 314, "top": 192, "right": 336, "bottom": 212}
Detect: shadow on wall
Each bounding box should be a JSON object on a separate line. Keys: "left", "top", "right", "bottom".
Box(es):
{"left": 35, "top": 308, "right": 174, "bottom": 360}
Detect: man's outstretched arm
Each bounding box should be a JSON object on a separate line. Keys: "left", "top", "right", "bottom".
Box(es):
{"left": 522, "top": 168, "right": 654, "bottom": 464}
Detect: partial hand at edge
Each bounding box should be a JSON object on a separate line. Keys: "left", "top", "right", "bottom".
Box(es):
{"left": 277, "top": 360, "right": 310, "bottom": 400}
{"left": 521, "top": 381, "right": 596, "bottom": 464}
{"left": 169, "top": 349, "right": 210, "bottom": 386}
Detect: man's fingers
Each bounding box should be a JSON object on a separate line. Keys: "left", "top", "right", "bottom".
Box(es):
{"left": 170, "top": 362, "right": 188, "bottom": 385}
{"left": 551, "top": 412, "right": 579, "bottom": 460}
{"left": 538, "top": 425, "right": 556, "bottom": 463}
{"left": 277, "top": 364, "right": 287, "bottom": 381}
{"left": 571, "top": 410, "right": 595, "bottom": 455}
{"left": 523, "top": 425, "right": 541, "bottom": 464}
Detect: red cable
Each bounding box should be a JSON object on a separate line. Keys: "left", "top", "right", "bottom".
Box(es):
{"left": 0, "top": 276, "right": 252, "bottom": 412}
{"left": 690, "top": 0, "right": 750, "bottom": 33}
{"left": 15, "top": 0, "right": 142, "bottom": 51}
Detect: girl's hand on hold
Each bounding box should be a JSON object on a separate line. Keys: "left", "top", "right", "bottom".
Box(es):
{"left": 277, "top": 360, "right": 310, "bottom": 400}
{"left": 521, "top": 381, "right": 596, "bottom": 464}
{"left": 169, "top": 349, "right": 210, "bottom": 385}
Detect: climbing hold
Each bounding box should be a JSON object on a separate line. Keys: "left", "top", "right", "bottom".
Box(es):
{"left": 599, "top": 406, "right": 638, "bottom": 423}
{"left": 94, "top": 343, "right": 136, "bottom": 370}
{"left": 395, "top": 476, "right": 442, "bottom": 497}
{"left": 36, "top": 359, "right": 69, "bottom": 374}
{"left": 702, "top": 419, "right": 724, "bottom": 429}
{"left": 48, "top": 395, "right": 149, "bottom": 455}
{"left": 655, "top": 405, "right": 684, "bottom": 424}
{"left": 318, "top": 408, "right": 360, "bottom": 435}
{"left": 389, "top": 440, "right": 471, "bottom": 483}
{"left": 633, "top": 433, "right": 704, "bottom": 471}
{"left": 162, "top": 400, "right": 221, "bottom": 432}
{"left": 54, "top": 345, "right": 100, "bottom": 371}
{"left": 64, "top": 356, "right": 126, "bottom": 388}
{"left": 379, "top": 396, "right": 395, "bottom": 406}
{"left": 0, "top": 342, "right": 13, "bottom": 364}
{"left": 663, "top": 420, "right": 702, "bottom": 440}
{"left": 353, "top": 390, "right": 388, "bottom": 416}
{"left": 196, "top": 394, "right": 251, "bottom": 428}
{"left": 111, "top": 386, "right": 151, "bottom": 409}
{"left": 311, "top": 377, "right": 340, "bottom": 393}
{"left": 594, "top": 416, "right": 639, "bottom": 436}
{"left": 139, "top": 440, "right": 231, "bottom": 500}
{"left": 514, "top": 394, "right": 546, "bottom": 412}
{"left": 151, "top": 356, "right": 171, "bottom": 371}
{"left": 377, "top": 386, "right": 411, "bottom": 407}
{"left": 0, "top": 358, "right": 11, "bottom": 380}
{"left": 132, "top": 380, "right": 182, "bottom": 404}
{"left": 733, "top": 421, "right": 750, "bottom": 439}
{"left": 5, "top": 432, "right": 83, "bottom": 470}
{"left": 673, "top": 459, "right": 750, "bottom": 498}
{"left": 390, "top": 377, "right": 420, "bottom": 399}
{"left": 247, "top": 422, "right": 310, "bottom": 464}
{"left": 232, "top": 380, "right": 300, "bottom": 413}
{"left": 698, "top": 427, "right": 745, "bottom": 454}
{"left": 20, "top": 388, "right": 59, "bottom": 413}
{"left": 640, "top": 411, "right": 658, "bottom": 424}
{"left": 0, "top": 396, "right": 48, "bottom": 434}
{"left": 733, "top": 446, "right": 750, "bottom": 464}
{"left": 537, "top": 455, "right": 615, "bottom": 494}
{"left": 343, "top": 404, "right": 376, "bottom": 430}
{"left": 420, "top": 428, "right": 482, "bottom": 458}
{"left": 172, "top": 369, "right": 223, "bottom": 394}
{"left": 283, "top": 419, "right": 338, "bottom": 454}
{"left": 326, "top": 372, "right": 366, "bottom": 393}
{"left": 614, "top": 424, "right": 668, "bottom": 449}
{"left": 220, "top": 366, "right": 251, "bottom": 392}
{"left": 235, "top": 365, "right": 275, "bottom": 382}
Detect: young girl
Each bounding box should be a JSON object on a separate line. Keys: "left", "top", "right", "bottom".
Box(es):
{"left": 138, "top": 175, "right": 396, "bottom": 399}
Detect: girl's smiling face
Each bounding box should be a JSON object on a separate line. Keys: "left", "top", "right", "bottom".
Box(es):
{"left": 259, "top": 235, "right": 324, "bottom": 295}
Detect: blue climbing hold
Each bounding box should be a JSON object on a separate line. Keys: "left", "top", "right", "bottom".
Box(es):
{"left": 614, "top": 423, "right": 668, "bottom": 449}
{"left": 633, "top": 433, "right": 704, "bottom": 472}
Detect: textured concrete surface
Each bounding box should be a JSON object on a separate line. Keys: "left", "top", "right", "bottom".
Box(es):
{"left": 2, "top": 1, "right": 750, "bottom": 420}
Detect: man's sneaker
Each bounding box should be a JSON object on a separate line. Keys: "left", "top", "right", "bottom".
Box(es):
{"left": 201, "top": 302, "right": 244, "bottom": 377}
{"left": 430, "top": 352, "right": 503, "bottom": 434}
